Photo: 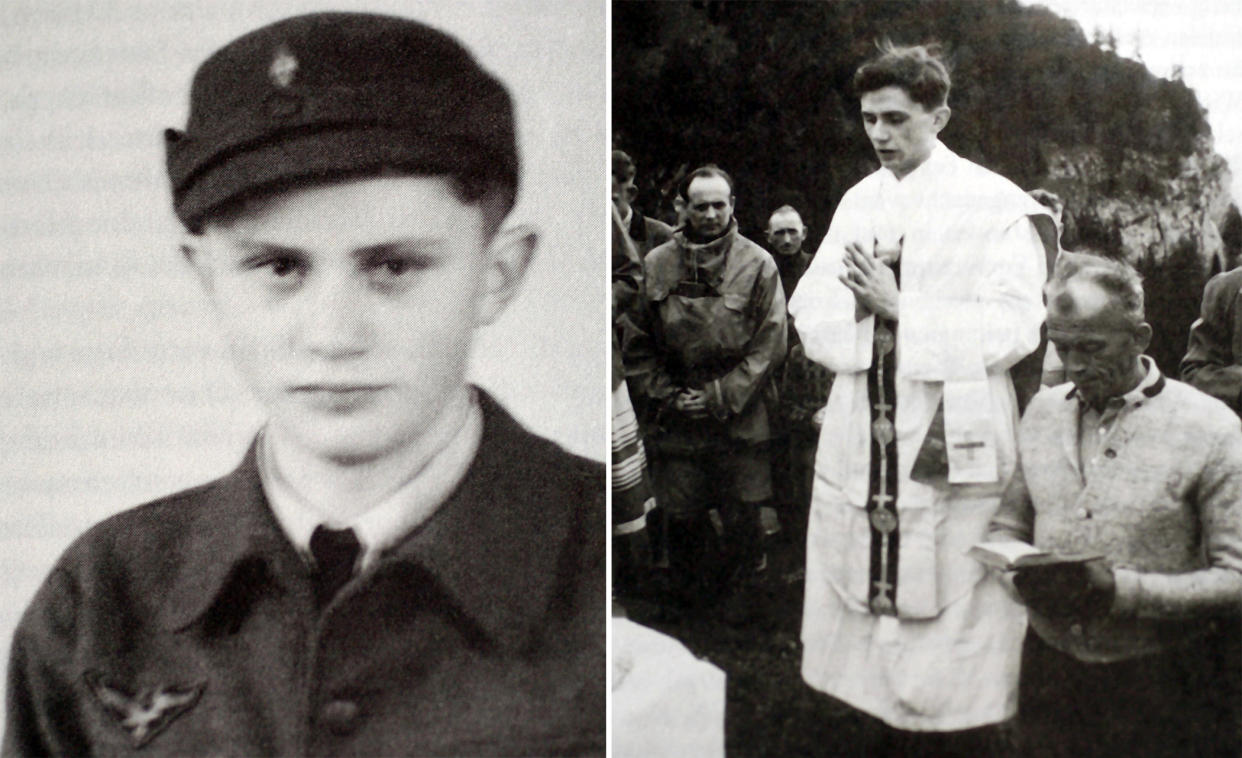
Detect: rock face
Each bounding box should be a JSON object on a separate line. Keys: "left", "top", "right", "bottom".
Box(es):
{"left": 1041, "top": 135, "right": 1234, "bottom": 271}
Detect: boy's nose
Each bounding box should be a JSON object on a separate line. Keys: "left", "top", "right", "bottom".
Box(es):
{"left": 298, "top": 277, "right": 372, "bottom": 357}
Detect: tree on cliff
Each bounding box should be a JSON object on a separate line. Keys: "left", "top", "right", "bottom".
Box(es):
{"left": 614, "top": 0, "right": 1209, "bottom": 242}
{"left": 614, "top": 0, "right": 1217, "bottom": 375}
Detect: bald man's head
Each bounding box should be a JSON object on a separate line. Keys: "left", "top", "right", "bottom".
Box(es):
{"left": 1045, "top": 252, "right": 1150, "bottom": 407}
{"left": 766, "top": 205, "right": 806, "bottom": 256}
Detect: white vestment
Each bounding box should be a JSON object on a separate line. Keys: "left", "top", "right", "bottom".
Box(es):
{"left": 790, "top": 141, "right": 1050, "bottom": 730}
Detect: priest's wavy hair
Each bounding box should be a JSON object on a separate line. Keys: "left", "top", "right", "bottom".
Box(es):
{"left": 853, "top": 40, "right": 951, "bottom": 110}
{"left": 1046, "top": 250, "right": 1146, "bottom": 325}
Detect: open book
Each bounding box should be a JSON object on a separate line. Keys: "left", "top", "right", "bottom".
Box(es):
{"left": 967, "top": 540, "right": 1103, "bottom": 571}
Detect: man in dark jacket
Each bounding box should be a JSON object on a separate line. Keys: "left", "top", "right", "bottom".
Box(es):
{"left": 4, "top": 12, "right": 604, "bottom": 757}
{"left": 625, "top": 165, "right": 786, "bottom": 606}
{"left": 612, "top": 150, "right": 674, "bottom": 259}
{"left": 766, "top": 204, "right": 831, "bottom": 549}
{"left": 1181, "top": 266, "right": 1242, "bottom": 412}
{"left": 766, "top": 204, "right": 814, "bottom": 303}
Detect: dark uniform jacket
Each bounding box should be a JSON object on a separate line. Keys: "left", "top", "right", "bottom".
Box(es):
{"left": 625, "top": 222, "right": 786, "bottom": 454}
{"left": 1182, "top": 266, "right": 1242, "bottom": 412}
{"left": 4, "top": 393, "right": 604, "bottom": 757}
{"left": 624, "top": 209, "right": 673, "bottom": 261}
{"left": 771, "top": 247, "right": 832, "bottom": 427}
{"left": 773, "top": 249, "right": 813, "bottom": 308}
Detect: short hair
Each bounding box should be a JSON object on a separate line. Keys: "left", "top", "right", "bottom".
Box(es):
{"left": 678, "top": 165, "right": 735, "bottom": 201}
{"left": 612, "top": 150, "right": 637, "bottom": 183}
{"left": 853, "top": 40, "right": 951, "bottom": 110}
{"left": 767, "top": 205, "right": 804, "bottom": 228}
{"left": 1046, "top": 250, "right": 1145, "bottom": 324}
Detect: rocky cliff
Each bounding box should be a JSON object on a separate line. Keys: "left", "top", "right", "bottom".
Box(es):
{"left": 1041, "top": 134, "right": 1234, "bottom": 272}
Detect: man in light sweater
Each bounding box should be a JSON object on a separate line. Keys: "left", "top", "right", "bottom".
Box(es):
{"left": 989, "top": 251, "right": 1242, "bottom": 758}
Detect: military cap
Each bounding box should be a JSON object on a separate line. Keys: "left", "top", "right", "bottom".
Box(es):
{"left": 165, "top": 12, "right": 517, "bottom": 229}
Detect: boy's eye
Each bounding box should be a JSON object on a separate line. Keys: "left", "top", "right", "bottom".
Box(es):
{"left": 383, "top": 259, "right": 410, "bottom": 275}
{"left": 247, "top": 255, "right": 304, "bottom": 277}
{"left": 369, "top": 255, "right": 431, "bottom": 278}
{"left": 267, "top": 257, "right": 300, "bottom": 276}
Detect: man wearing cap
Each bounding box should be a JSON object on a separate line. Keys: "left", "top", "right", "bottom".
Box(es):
{"left": 4, "top": 12, "right": 603, "bottom": 757}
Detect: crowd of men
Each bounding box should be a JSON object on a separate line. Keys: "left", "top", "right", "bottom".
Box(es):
{"left": 612, "top": 41, "right": 1241, "bottom": 758}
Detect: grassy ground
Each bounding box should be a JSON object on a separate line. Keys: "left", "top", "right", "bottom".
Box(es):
{"left": 617, "top": 530, "right": 876, "bottom": 757}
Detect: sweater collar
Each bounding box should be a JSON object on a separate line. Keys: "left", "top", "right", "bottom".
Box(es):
{"left": 1065, "top": 354, "right": 1166, "bottom": 407}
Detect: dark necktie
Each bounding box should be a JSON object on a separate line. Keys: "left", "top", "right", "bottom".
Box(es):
{"left": 310, "top": 525, "right": 360, "bottom": 607}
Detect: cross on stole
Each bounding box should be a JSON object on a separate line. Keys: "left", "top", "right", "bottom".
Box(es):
{"left": 951, "top": 440, "right": 986, "bottom": 462}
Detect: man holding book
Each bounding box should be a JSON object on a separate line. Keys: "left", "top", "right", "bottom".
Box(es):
{"left": 988, "top": 251, "right": 1242, "bottom": 757}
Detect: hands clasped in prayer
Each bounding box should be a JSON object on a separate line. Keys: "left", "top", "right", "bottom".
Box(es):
{"left": 674, "top": 388, "right": 710, "bottom": 419}
{"left": 840, "top": 241, "right": 900, "bottom": 322}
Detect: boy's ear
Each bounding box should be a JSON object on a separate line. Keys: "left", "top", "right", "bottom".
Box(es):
{"left": 180, "top": 233, "right": 215, "bottom": 293}
{"left": 473, "top": 225, "right": 537, "bottom": 327}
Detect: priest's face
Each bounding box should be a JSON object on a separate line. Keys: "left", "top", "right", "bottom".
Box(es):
{"left": 860, "top": 86, "right": 948, "bottom": 180}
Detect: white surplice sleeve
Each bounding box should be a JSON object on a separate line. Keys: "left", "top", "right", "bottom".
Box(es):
{"left": 788, "top": 191, "right": 874, "bottom": 374}
{"left": 898, "top": 216, "right": 1047, "bottom": 382}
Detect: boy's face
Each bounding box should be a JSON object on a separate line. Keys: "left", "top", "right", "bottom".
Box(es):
{"left": 185, "top": 176, "right": 532, "bottom": 464}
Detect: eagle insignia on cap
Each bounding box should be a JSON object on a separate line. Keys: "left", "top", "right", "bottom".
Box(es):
{"left": 268, "top": 45, "right": 298, "bottom": 88}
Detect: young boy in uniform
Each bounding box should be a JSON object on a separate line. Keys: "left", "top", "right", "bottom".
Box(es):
{"left": 4, "top": 12, "right": 604, "bottom": 757}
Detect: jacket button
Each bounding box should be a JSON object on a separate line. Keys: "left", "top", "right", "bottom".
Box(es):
{"left": 1103, "top": 448, "right": 1116, "bottom": 458}
{"left": 319, "top": 699, "right": 361, "bottom": 735}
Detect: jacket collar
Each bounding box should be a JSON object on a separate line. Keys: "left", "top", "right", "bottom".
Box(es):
{"left": 382, "top": 392, "right": 573, "bottom": 651}
{"left": 158, "top": 390, "right": 572, "bottom": 652}
{"left": 647, "top": 219, "right": 737, "bottom": 296}
{"left": 157, "top": 444, "right": 294, "bottom": 631}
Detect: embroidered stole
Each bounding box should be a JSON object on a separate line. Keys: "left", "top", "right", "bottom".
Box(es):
{"left": 866, "top": 259, "right": 900, "bottom": 616}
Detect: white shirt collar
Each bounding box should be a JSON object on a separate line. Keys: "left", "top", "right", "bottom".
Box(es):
{"left": 257, "top": 392, "right": 484, "bottom": 572}
{"left": 873, "top": 141, "right": 950, "bottom": 249}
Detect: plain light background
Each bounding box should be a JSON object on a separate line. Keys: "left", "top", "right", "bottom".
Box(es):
{"left": 0, "top": 0, "right": 606, "bottom": 702}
